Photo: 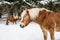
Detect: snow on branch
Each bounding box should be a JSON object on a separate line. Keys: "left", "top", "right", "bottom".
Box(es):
{"left": 23, "top": 0, "right": 35, "bottom": 7}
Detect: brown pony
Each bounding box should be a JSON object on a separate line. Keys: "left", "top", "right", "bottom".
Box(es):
{"left": 20, "top": 8, "right": 60, "bottom": 40}
{"left": 6, "top": 16, "right": 20, "bottom": 25}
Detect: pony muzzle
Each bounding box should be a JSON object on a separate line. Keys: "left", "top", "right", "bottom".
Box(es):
{"left": 20, "top": 23, "right": 25, "bottom": 28}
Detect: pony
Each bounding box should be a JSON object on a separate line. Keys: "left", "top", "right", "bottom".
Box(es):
{"left": 20, "top": 8, "right": 60, "bottom": 40}
{"left": 6, "top": 16, "right": 20, "bottom": 25}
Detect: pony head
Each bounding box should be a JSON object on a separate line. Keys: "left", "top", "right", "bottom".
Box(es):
{"left": 20, "top": 9, "right": 31, "bottom": 28}
{"left": 14, "top": 16, "right": 21, "bottom": 20}
{"left": 20, "top": 8, "right": 50, "bottom": 28}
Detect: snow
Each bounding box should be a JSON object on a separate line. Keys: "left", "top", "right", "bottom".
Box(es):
{"left": 38, "top": 0, "right": 57, "bottom": 5}
{"left": 0, "top": 21, "right": 60, "bottom": 40}
{"left": 40, "top": 1, "right": 48, "bottom": 5}
{"left": 0, "top": 1, "right": 11, "bottom": 4}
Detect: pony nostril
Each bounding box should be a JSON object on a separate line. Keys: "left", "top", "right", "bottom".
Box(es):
{"left": 20, "top": 24, "right": 24, "bottom": 28}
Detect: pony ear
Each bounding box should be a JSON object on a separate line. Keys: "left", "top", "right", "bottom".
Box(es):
{"left": 26, "top": 10, "right": 29, "bottom": 14}
{"left": 26, "top": 9, "right": 29, "bottom": 15}
{"left": 26, "top": 9, "right": 31, "bottom": 19}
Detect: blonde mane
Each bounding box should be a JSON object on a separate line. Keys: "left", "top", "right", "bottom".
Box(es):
{"left": 21, "top": 8, "right": 51, "bottom": 20}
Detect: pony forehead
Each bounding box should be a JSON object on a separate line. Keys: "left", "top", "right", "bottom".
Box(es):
{"left": 21, "top": 10, "right": 27, "bottom": 18}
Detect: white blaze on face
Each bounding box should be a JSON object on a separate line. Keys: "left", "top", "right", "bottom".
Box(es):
{"left": 20, "top": 10, "right": 27, "bottom": 22}
{"left": 20, "top": 22, "right": 25, "bottom": 27}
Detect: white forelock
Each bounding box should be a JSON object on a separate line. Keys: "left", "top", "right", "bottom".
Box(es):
{"left": 21, "top": 8, "right": 51, "bottom": 20}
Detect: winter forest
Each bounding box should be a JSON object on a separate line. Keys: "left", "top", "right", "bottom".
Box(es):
{"left": 0, "top": 0, "right": 60, "bottom": 18}
{"left": 0, "top": 0, "right": 60, "bottom": 40}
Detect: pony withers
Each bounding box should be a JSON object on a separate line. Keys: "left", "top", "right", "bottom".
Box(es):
{"left": 20, "top": 8, "right": 60, "bottom": 40}
{"left": 6, "top": 16, "right": 20, "bottom": 25}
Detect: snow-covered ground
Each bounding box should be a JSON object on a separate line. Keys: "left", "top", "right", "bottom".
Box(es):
{"left": 0, "top": 21, "right": 60, "bottom": 40}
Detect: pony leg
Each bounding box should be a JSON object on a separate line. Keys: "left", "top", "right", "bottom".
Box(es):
{"left": 6, "top": 19, "right": 8, "bottom": 25}
{"left": 15, "top": 22, "right": 17, "bottom": 24}
{"left": 49, "top": 29, "right": 55, "bottom": 40}
{"left": 42, "top": 29, "right": 47, "bottom": 40}
{"left": 13, "top": 22, "right": 14, "bottom": 24}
